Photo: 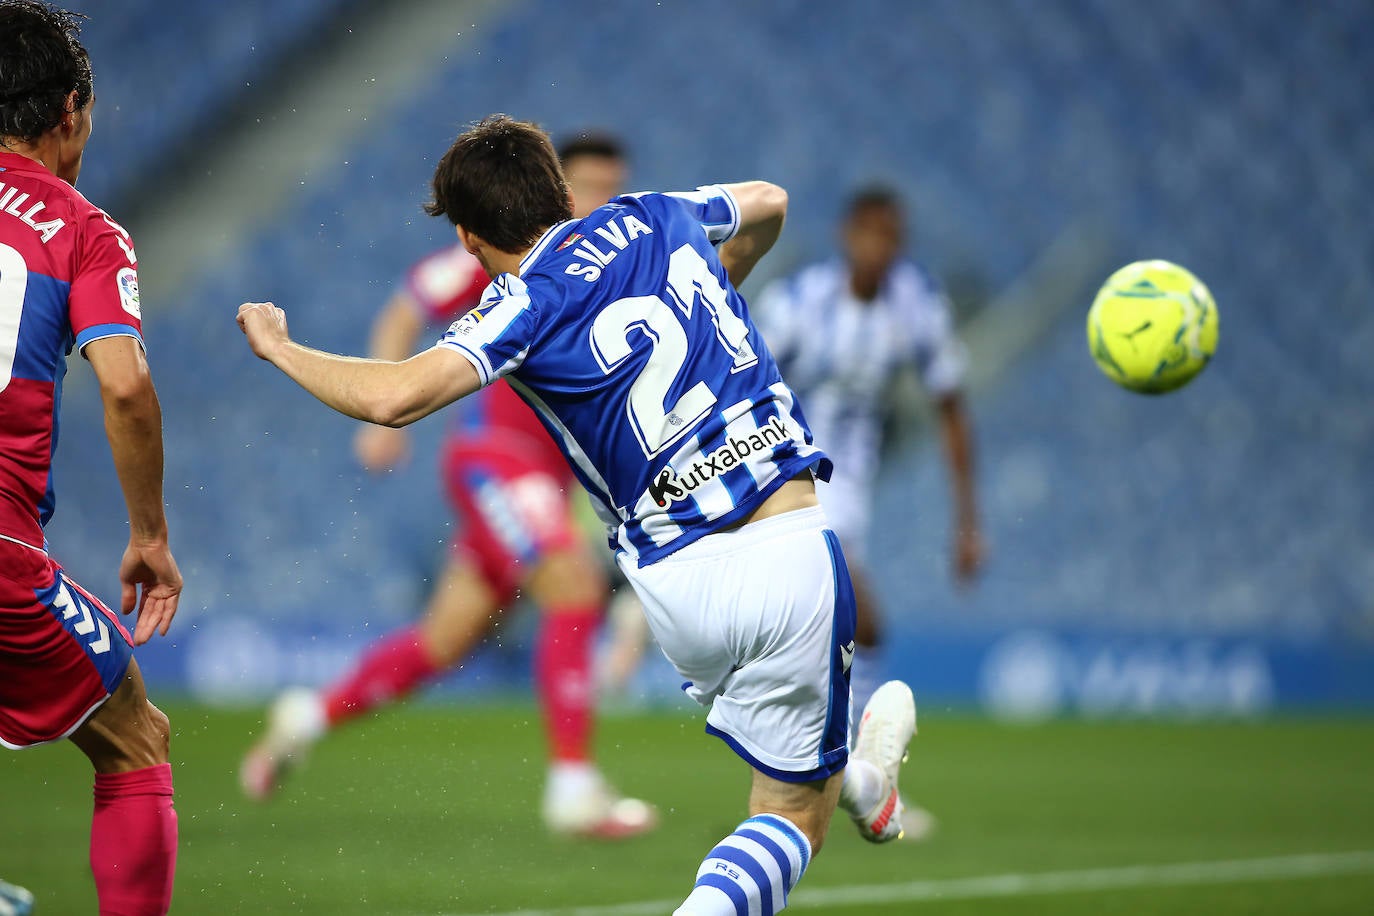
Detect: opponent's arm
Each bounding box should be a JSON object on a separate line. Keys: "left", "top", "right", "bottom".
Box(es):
{"left": 354, "top": 290, "right": 426, "bottom": 471}
{"left": 239, "top": 301, "right": 480, "bottom": 427}
{"left": 935, "top": 391, "right": 984, "bottom": 583}
{"left": 85, "top": 336, "right": 182, "bottom": 644}
{"left": 716, "top": 181, "right": 788, "bottom": 287}
{"left": 368, "top": 290, "right": 426, "bottom": 361}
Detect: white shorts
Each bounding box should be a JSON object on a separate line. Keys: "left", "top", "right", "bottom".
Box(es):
{"left": 618, "top": 506, "right": 856, "bottom": 782}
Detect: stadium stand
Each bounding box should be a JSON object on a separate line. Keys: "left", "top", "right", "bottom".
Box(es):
{"left": 70, "top": 0, "right": 364, "bottom": 207}
{"left": 46, "top": 0, "right": 1374, "bottom": 704}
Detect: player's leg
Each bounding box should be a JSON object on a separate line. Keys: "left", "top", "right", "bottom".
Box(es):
{"left": 515, "top": 473, "right": 657, "bottom": 837}
{"left": 0, "top": 556, "right": 176, "bottom": 916}
{"left": 320, "top": 556, "right": 501, "bottom": 726}
{"left": 847, "top": 559, "right": 886, "bottom": 726}
{"left": 675, "top": 771, "right": 841, "bottom": 916}
{"left": 527, "top": 545, "right": 604, "bottom": 813}
{"left": 839, "top": 679, "right": 918, "bottom": 842}
{"left": 679, "top": 685, "right": 918, "bottom": 916}
{"left": 597, "top": 584, "right": 652, "bottom": 700}
{"left": 321, "top": 437, "right": 516, "bottom": 720}
{"left": 624, "top": 507, "right": 913, "bottom": 913}
{"left": 814, "top": 475, "right": 886, "bottom": 720}
{"left": 70, "top": 658, "right": 177, "bottom": 916}
{"left": 241, "top": 438, "right": 520, "bottom": 799}
{"left": 840, "top": 554, "right": 936, "bottom": 842}
{"left": 240, "top": 555, "right": 505, "bottom": 799}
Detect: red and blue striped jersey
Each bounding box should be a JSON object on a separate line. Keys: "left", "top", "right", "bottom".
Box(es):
{"left": 0, "top": 153, "right": 143, "bottom": 553}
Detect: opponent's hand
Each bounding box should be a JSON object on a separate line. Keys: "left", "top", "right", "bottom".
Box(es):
{"left": 237, "top": 301, "right": 290, "bottom": 362}
{"left": 953, "top": 522, "right": 985, "bottom": 585}
{"left": 119, "top": 539, "right": 183, "bottom": 645}
{"left": 354, "top": 424, "right": 410, "bottom": 472}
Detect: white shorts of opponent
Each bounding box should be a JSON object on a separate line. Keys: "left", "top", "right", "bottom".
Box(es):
{"left": 618, "top": 506, "right": 857, "bottom": 783}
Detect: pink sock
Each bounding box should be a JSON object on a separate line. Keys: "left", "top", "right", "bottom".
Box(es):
{"left": 534, "top": 608, "right": 599, "bottom": 762}
{"left": 91, "top": 763, "right": 177, "bottom": 916}
{"left": 323, "top": 626, "right": 440, "bottom": 725}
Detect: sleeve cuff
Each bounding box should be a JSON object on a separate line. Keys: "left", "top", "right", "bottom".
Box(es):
{"left": 435, "top": 339, "right": 493, "bottom": 387}
{"left": 702, "top": 184, "right": 741, "bottom": 245}
{"left": 75, "top": 324, "right": 144, "bottom": 355}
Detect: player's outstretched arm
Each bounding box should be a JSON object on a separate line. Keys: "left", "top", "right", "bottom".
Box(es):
{"left": 354, "top": 291, "right": 426, "bottom": 471}
{"left": 85, "top": 336, "right": 183, "bottom": 645}
{"left": 936, "top": 391, "right": 984, "bottom": 583}
{"left": 238, "top": 301, "right": 481, "bottom": 427}
{"left": 716, "top": 181, "right": 788, "bottom": 287}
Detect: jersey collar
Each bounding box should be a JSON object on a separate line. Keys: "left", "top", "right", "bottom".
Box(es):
{"left": 0, "top": 151, "right": 51, "bottom": 175}
{"left": 518, "top": 219, "right": 576, "bottom": 276}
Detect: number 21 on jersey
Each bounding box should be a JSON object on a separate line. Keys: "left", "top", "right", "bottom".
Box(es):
{"left": 590, "top": 244, "right": 757, "bottom": 458}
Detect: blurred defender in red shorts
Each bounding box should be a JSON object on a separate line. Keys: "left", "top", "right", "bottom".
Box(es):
{"left": 240, "top": 134, "right": 656, "bottom": 838}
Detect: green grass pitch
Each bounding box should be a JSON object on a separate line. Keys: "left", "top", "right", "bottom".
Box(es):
{"left": 4, "top": 704, "right": 1373, "bottom": 914}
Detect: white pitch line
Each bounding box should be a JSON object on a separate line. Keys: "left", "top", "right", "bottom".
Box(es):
{"left": 429, "top": 849, "right": 1374, "bottom": 916}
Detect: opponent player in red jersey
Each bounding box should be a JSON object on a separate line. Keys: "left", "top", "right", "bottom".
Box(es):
{"left": 241, "top": 134, "right": 655, "bottom": 837}
{"left": 0, "top": 3, "right": 182, "bottom": 913}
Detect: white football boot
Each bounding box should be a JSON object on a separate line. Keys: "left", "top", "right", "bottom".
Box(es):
{"left": 239, "top": 688, "right": 327, "bottom": 801}
{"left": 541, "top": 766, "right": 659, "bottom": 839}
{"left": 849, "top": 680, "right": 917, "bottom": 843}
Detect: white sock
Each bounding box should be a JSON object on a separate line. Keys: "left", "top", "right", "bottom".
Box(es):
{"left": 272, "top": 688, "right": 327, "bottom": 744}
{"left": 838, "top": 757, "right": 885, "bottom": 817}
{"left": 546, "top": 761, "right": 600, "bottom": 805}
{"left": 675, "top": 813, "right": 811, "bottom": 915}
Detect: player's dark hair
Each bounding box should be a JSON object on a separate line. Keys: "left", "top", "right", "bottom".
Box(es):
{"left": 426, "top": 114, "right": 573, "bottom": 254}
{"left": 555, "top": 131, "right": 625, "bottom": 166}
{"left": 0, "top": 1, "right": 92, "bottom": 145}
{"left": 845, "top": 185, "right": 904, "bottom": 221}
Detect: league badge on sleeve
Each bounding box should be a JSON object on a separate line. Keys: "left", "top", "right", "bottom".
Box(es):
{"left": 116, "top": 267, "right": 141, "bottom": 319}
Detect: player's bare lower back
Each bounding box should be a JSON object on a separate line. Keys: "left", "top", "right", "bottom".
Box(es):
{"left": 736, "top": 474, "right": 819, "bottom": 529}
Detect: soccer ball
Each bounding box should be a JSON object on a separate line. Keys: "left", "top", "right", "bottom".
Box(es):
{"left": 1086, "top": 260, "right": 1218, "bottom": 394}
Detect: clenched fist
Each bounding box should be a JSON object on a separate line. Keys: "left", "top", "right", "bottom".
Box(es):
{"left": 237, "top": 301, "right": 290, "bottom": 362}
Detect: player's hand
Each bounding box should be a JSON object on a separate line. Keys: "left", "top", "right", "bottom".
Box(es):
{"left": 118, "top": 539, "right": 183, "bottom": 645}
{"left": 354, "top": 424, "right": 410, "bottom": 472}
{"left": 953, "top": 522, "right": 985, "bottom": 585}
{"left": 237, "top": 301, "right": 290, "bottom": 362}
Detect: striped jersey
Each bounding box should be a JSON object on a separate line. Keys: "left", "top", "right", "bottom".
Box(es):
{"left": 437, "top": 186, "right": 830, "bottom": 566}
{"left": 0, "top": 153, "right": 144, "bottom": 554}
{"left": 753, "top": 259, "right": 966, "bottom": 488}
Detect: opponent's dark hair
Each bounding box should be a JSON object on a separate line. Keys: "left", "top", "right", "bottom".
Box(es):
{"left": 845, "top": 185, "right": 904, "bottom": 220}
{"left": 555, "top": 131, "right": 626, "bottom": 166}
{"left": 0, "top": 1, "right": 92, "bottom": 145}
{"left": 426, "top": 114, "right": 573, "bottom": 253}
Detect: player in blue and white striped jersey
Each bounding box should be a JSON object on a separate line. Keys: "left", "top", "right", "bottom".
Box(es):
{"left": 238, "top": 116, "right": 917, "bottom": 914}
{"left": 754, "top": 186, "right": 984, "bottom": 723}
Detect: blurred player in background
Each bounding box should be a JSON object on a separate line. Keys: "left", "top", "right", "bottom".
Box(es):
{"left": 238, "top": 114, "right": 917, "bottom": 916}
{"left": 754, "top": 185, "right": 983, "bottom": 717}
{"left": 240, "top": 133, "right": 657, "bottom": 838}
{"left": 0, "top": 3, "right": 182, "bottom": 913}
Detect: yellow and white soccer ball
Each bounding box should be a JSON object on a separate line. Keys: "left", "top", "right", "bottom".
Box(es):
{"left": 1086, "top": 259, "right": 1218, "bottom": 394}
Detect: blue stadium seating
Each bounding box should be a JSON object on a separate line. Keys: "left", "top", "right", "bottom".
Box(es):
{"left": 45, "top": 0, "right": 1374, "bottom": 702}
{"left": 70, "top": 0, "right": 361, "bottom": 206}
